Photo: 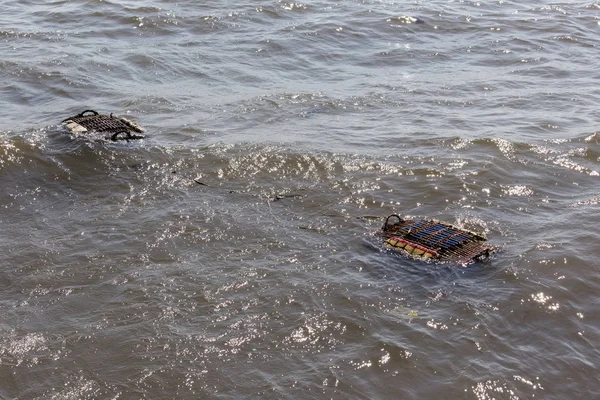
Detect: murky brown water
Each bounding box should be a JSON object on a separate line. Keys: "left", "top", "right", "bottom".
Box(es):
{"left": 1, "top": 1, "right": 599, "bottom": 399}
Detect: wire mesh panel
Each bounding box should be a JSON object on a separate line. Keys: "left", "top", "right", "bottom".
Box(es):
{"left": 61, "top": 110, "right": 145, "bottom": 141}
{"left": 379, "top": 214, "right": 496, "bottom": 264}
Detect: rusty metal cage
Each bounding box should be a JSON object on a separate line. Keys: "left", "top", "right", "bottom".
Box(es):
{"left": 61, "top": 110, "right": 145, "bottom": 141}
{"left": 379, "top": 214, "right": 496, "bottom": 263}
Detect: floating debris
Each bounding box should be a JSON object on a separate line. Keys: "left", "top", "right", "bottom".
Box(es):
{"left": 387, "top": 16, "right": 425, "bottom": 24}
{"left": 61, "top": 110, "right": 145, "bottom": 141}
{"left": 379, "top": 214, "right": 496, "bottom": 264}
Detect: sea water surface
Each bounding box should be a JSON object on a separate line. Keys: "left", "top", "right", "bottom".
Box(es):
{"left": 1, "top": 1, "right": 599, "bottom": 399}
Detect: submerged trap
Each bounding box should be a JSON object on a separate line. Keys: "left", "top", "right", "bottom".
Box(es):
{"left": 61, "top": 110, "right": 145, "bottom": 141}
{"left": 379, "top": 214, "right": 496, "bottom": 264}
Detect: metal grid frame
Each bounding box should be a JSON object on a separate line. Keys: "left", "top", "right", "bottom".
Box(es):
{"left": 380, "top": 214, "right": 495, "bottom": 263}
{"left": 61, "top": 110, "right": 145, "bottom": 141}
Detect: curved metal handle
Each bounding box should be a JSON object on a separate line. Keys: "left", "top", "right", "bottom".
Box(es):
{"left": 79, "top": 110, "right": 99, "bottom": 117}
{"left": 383, "top": 214, "right": 403, "bottom": 231}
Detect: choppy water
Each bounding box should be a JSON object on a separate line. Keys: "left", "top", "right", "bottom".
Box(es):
{"left": 1, "top": 1, "right": 599, "bottom": 399}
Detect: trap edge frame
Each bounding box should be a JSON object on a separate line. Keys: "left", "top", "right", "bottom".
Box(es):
{"left": 379, "top": 214, "right": 496, "bottom": 264}
{"left": 61, "top": 110, "right": 145, "bottom": 141}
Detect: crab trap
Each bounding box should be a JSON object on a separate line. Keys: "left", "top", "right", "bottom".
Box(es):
{"left": 61, "top": 110, "right": 145, "bottom": 141}
{"left": 379, "top": 214, "right": 496, "bottom": 264}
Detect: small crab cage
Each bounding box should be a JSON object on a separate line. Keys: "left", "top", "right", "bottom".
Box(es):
{"left": 61, "top": 110, "right": 145, "bottom": 141}
{"left": 379, "top": 214, "right": 496, "bottom": 264}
